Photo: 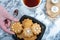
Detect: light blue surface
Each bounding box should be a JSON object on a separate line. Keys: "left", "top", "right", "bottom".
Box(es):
{"left": 0, "top": 0, "right": 60, "bottom": 40}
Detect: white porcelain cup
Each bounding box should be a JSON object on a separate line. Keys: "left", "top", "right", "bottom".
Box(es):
{"left": 21, "top": 0, "right": 42, "bottom": 9}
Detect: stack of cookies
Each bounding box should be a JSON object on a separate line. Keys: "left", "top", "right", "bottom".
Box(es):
{"left": 46, "top": 0, "right": 60, "bottom": 18}
{"left": 11, "top": 18, "right": 41, "bottom": 40}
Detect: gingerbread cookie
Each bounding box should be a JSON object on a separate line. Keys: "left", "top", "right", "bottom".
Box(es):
{"left": 11, "top": 22, "right": 23, "bottom": 33}
{"left": 22, "top": 18, "right": 33, "bottom": 28}
{"left": 31, "top": 23, "right": 41, "bottom": 35}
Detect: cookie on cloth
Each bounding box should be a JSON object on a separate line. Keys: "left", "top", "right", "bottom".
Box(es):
{"left": 46, "top": 0, "right": 60, "bottom": 18}
{"left": 22, "top": 18, "right": 33, "bottom": 28}
{"left": 46, "top": 5, "right": 60, "bottom": 18}
{"left": 31, "top": 23, "right": 41, "bottom": 35}
{"left": 11, "top": 22, "right": 23, "bottom": 33}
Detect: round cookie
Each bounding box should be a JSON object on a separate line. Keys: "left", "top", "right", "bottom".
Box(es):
{"left": 22, "top": 18, "right": 33, "bottom": 28}
{"left": 31, "top": 23, "right": 41, "bottom": 35}
{"left": 24, "top": 35, "right": 37, "bottom": 40}
{"left": 11, "top": 22, "right": 23, "bottom": 33}
{"left": 23, "top": 28, "right": 33, "bottom": 38}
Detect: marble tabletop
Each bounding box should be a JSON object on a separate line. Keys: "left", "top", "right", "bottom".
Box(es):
{"left": 0, "top": 0, "right": 60, "bottom": 40}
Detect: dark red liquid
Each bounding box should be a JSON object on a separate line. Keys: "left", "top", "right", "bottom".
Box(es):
{"left": 23, "top": 0, "right": 40, "bottom": 7}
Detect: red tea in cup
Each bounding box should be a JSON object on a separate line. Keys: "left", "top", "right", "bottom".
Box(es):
{"left": 23, "top": 0, "right": 40, "bottom": 7}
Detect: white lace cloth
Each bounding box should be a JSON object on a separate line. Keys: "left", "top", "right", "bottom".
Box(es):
{"left": 0, "top": 0, "right": 60, "bottom": 40}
